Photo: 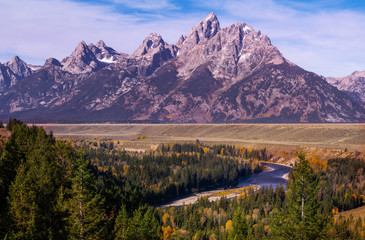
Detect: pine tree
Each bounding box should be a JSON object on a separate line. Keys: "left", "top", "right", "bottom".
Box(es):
{"left": 5, "top": 118, "right": 23, "bottom": 131}
{"left": 114, "top": 205, "right": 129, "bottom": 240}
{"left": 229, "top": 207, "right": 248, "bottom": 240}
{"left": 125, "top": 207, "right": 143, "bottom": 240}
{"left": 272, "top": 153, "right": 328, "bottom": 240}
{"left": 0, "top": 124, "right": 34, "bottom": 238}
{"left": 66, "top": 152, "right": 105, "bottom": 240}
{"left": 7, "top": 128, "right": 67, "bottom": 239}
{"left": 0, "top": 124, "right": 35, "bottom": 204}
{"left": 118, "top": 206, "right": 161, "bottom": 240}
{"left": 140, "top": 207, "right": 161, "bottom": 240}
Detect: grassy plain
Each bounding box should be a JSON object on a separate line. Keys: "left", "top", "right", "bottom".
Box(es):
{"left": 39, "top": 123, "right": 365, "bottom": 163}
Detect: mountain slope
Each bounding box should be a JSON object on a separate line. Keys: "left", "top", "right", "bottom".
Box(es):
{"left": 0, "top": 13, "right": 363, "bottom": 123}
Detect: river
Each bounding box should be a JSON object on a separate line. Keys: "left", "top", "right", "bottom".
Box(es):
{"left": 159, "top": 162, "right": 292, "bottom": 207}
{"left": 236, "top": 162, "right": 292, "bottom": 190}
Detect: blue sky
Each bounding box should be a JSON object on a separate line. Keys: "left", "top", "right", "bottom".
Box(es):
{"left": 0, "top": 0, "right": 364, "bottom": 77}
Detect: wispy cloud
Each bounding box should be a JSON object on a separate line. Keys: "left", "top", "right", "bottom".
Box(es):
{"left": 110, "top": 0, "right": 177, "bottom": 11}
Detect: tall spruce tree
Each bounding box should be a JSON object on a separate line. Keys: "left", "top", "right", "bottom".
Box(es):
{"left": 6, "top": 118, "right": 23, "bottom": 131}
{"left": 114, "top": 205, "right": 129, "bottom": 240}
{"left": 0, "top": 124, "right": 35, "bottom": 205}
{"left": 0, "top": 123, "right": 33, "bottom": 238}
{"left": 66, "top": 152, "right": 105, "bottom": 240}
{"left": 114, "top": 205, "right": 161, "bottom": 240}
{"left": 229, "top": 207, "right": 248, "bottom": 240}
{"left": 8, "top": 128, "right": 67, "bottom": 239}
{"left": 272, "top": 153, "right": 328, "bottom": 240}
{"left": 140, "top": 207, "right": 161, "bottom": 240}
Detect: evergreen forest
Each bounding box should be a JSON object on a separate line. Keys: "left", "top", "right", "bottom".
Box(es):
{"left": 0, "top": 120, "right": 364, "bottom": 239}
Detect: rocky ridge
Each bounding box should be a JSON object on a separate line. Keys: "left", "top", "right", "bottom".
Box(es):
{"left": 327, "top": 71, "right": 365, "bottom": 107}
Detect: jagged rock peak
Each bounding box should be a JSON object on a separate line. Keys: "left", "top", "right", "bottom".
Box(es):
{"left": 90, "top": 40, "right": 128, "bottom": 63}
{"left": 96, "top": 40, "right": 107, "bottom": 48}
{"left": 176, "top": 13, "right": 221, "bottom": 56}
{"left": 203, "top": 12, "right": 218, "bottom": 23}
{"left": 61, "top": 41, "right": 99, "bottom": 74}
{"left": 6, "top": 56, "right": 27, "bottom": 68}
{"left": 72, "top": 41, "right": 91, "bottom": 55}
{"left": 65, "top": 40, "right": 95, "bottom": 61}
{"left": 94, "top": 40, "right": 118, "bottom": 55}
{"left": 7, "top": 56, "right": 21, "bottom": 64}
{"left": 4, "top": 56, "right": 32, "bottom": 77}
{"left": 189, "top": 12, "right": 220, "bottom": 42}
{"left": 44, "top": 58, "right": 62, "bottom": 68}
{"left": 132, "top": 33, "right": 166, "bottom": 57}
{"left": 176, "top": 35, "right": 186, "bottom": 46}
{"left": 145, "top": 33, "right": 164, "bottom": 44}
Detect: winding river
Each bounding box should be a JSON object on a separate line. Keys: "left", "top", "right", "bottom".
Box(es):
{"left": 159, "top": 162, "right": 292, "bottom": 207}
{"left": 237, "top": 162, "right": 292, "bottom": 189}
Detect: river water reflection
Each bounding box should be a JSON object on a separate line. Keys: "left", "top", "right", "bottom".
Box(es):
{"left": 159, "top": 162, "right": 292, "bottom": 207}
{"left": 236, "top": 163, "right": 292, "bottom": 189}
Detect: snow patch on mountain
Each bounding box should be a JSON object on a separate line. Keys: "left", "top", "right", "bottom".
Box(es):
{"left": 98, "top": 57, "right": 116, "bottom": 64}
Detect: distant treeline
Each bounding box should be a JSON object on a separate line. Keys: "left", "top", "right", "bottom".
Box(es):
{"left": 85, "top": 143, "right": 264, "bottom": 205}
{"left": 159, "top": 142, "right": 268, "bottom": 161}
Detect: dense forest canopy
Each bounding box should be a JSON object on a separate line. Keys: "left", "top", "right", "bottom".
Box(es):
{"left": 0, "top": 120, "right": 364, "bottom": 239}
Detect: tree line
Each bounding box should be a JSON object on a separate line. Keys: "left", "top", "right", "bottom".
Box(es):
{"left": 84, "top": 142, "right": 264, "bottom": 205}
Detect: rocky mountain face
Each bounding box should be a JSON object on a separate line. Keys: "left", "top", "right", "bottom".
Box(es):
{"left": 0, "top": 56, "right": 36, "bottom": 92}
{"left": 327, "top": 71, "right": 365, "bottom": 107}
{"left": 89, "top": 40, "right": 128, "bottom": 63}
{"left": 131, "top": 33, "right": 178, "bottom": 76}
{"left": 0, "top": 13, "right": 364, "bottom": 123}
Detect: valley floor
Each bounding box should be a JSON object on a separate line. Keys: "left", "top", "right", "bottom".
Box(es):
{"left": 39, "top": 123, "right": 365, "bottom": 164}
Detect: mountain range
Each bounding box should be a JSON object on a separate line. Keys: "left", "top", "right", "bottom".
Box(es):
{"left": 0, "top": 13, "right": 364, "bottom": 123}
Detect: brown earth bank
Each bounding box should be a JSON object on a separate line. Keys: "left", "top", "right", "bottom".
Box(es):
{"left": 38, "top": 123, "right": 365, "bottom": 164}
{"left": 0, "top": 128, "right": 11, "bottom": 142}
{"left": 337, "top": 205, "right": 365, "bottom": 221}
